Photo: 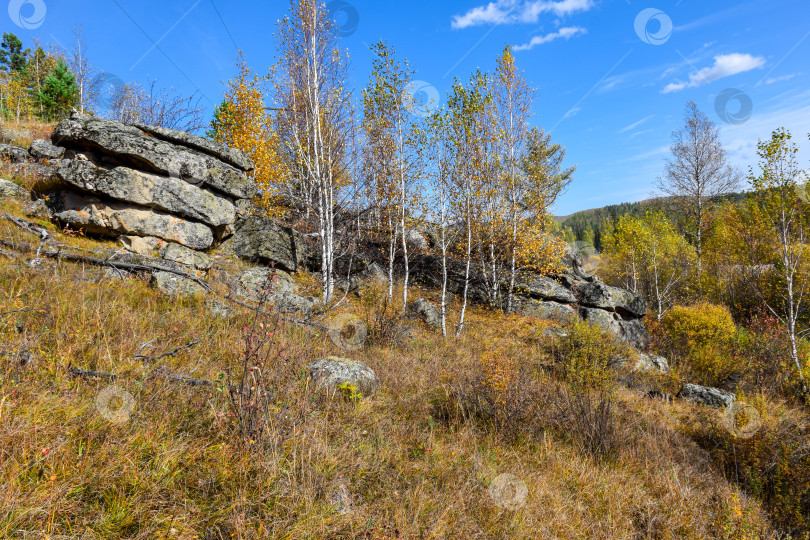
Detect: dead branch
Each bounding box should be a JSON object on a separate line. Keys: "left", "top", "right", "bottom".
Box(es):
{"left": 3, "top": 212, "right": 53, "bottom": 243}
{"left": 0, "top": 238, "right": 212, "bottom": 291}
{"left": 68, "top": 365, "right": 117, "bottom": 381}
{"left": 135, "top": 339, "right": 200, "bottom": 362}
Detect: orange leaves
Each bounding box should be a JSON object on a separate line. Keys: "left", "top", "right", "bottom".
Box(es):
{"left": 214, "top": 55, "right": 287, "bottom": 217}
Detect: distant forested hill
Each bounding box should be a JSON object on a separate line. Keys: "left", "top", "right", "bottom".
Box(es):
{"left": 557, "top": 192, "right": 750, "bottom": 251}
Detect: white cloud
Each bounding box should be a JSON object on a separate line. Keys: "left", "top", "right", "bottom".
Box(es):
{"left": 451, "top": 0, "right": 594, "bottom": 29}
{"left": 513, "top": 26, "right": 586, "bottom": 51}
{"left": 662, "top": 53, "right": 765, "bottom": 93}
{"left": 618, "top": 114, "right": 655, "bottom": 134}
{"left": 764, "top": 73, "right": 798, "bottom": 85}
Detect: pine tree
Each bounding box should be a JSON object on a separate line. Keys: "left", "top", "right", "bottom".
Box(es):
{"left": 35, "top": 59, "right": 78, "bottom": 120}
{"left": 0, "top": 33, "right": 29, "bottom": 73}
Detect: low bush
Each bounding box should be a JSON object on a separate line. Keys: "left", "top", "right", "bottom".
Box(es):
{"left": 661, "top": 303, "right": 740, "bottom": 387}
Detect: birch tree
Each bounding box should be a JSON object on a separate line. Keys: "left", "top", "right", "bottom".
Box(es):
{"left": 743, "top": 128, "right": 809, "bottom": 395}
{"left": 273, "top": 0, "right": 353, "bottom": 304}
{"left": 492, "top": 46, "right": 534, "bottom": 314}
{"left": 361, "top": 41, "right": 423, "bottom": 306}
{"left": 447, "top": 72, "right": 489, "bottom": 336}
{"left": 657, "top": 101, "right": 740, "bottom": 286}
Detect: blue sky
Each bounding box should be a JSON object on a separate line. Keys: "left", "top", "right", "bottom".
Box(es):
{"left": 8, "top": 0, "right": 810, "bottom": 214}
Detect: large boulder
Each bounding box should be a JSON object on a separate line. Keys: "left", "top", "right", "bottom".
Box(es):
{"left": 51, "top": 113, "right": 255, "bottom": 200}
{"left": 579, "top": 306, "right": 620, "bottom": 333}
{"left": 635, "top": 353, "right": 670, "bottom": 373}
{"left": 307, "top": 357, "right": 380, "bottom": 395}
{"left": 160, "top": 242, "right": 213, "bottom": 271}
{"left": 55, "top": 160, "right": 236, "bottom": 227}
{"left": 132, "top": 123, "right": 255, "bottom": 172}
{"left": 678, "top": 383, "right": 735, "bottom": 409}
{"left": 0, "top": 143, "right": 29, "bottom": 163}
{"left": 151, "top": 271, "right": 206, "bottom": 296}
{"left": 515, "top": 275, "right": 576, "bottom": 303}
{"left": 55, "top": 191, "right": 213, "bottom": 250}
{"left": 231, "top": 215, "right": 308, "bottom": 272}
{"left": 231, "top": 267, "right": 318, "bottom": 315}
{"left": 405, "top": 228, "right": 429, "bottom": 251}
{"left": 0, "top": 178, "right": 28, "bottom": 200}
{"left": 411, "top": 298, "right": 441, "bottom": 329}
{"left": 516, "top": 299, "right": 577, "bottom": 324}
{"left": 29, "top": 139, "right": 65, "bottom": 160}
{"left": 575, "top": 281, "right": 647, "bottom": 318}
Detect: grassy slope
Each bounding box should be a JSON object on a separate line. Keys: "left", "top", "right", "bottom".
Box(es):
{"left": 0, "top": 198, "right": 775, "bottom": 539}
{"left": 0, "top": 120, "right": 774, "bottom": 538}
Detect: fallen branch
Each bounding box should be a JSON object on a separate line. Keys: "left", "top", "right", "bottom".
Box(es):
{"left": 3, "top": 212, "right": 53, "bottom": 243}
{"left": 0, "top": 238, "right": 212, "bottom": 292}
{"left": 151, "top": 366, "right": 214, "bottom": 387}
{"left": 68, "top": 365, "right": 117, "bottom": 381}
{"left": 135, "top": 339, "right": 200, "bottom": 362}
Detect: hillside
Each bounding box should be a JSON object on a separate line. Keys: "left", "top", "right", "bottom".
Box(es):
{"left": 558, "top": 193, "right": 751, "bottom": 251}
{"left": 0, "top": 117, "right": 793, "bottom": 539}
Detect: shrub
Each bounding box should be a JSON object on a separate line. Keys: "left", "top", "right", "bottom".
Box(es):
{"left": 686, "top": 396, "right": 810, "bottom": 535}
{"left": 662, "top": 303, "right": 737, "bottom": 351}
{"left": 661, "top": 303, "right": 739, "bottom": 386}
{"left": 551, "top": 321, "right": 629, "bottom": 461}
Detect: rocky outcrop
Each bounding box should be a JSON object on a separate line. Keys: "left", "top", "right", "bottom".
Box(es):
{"left": 55, "top": 191, "right": 213, "bottom": 250}
{"left": 307, "top": 357, "right": 380, "bottom": 395}
{"left": 55, "top": 160, "right": 236, "bottom": 227}
{"left": 230, "top": 215, "right": 309, "bottom": 272}
{"left": 29, "top": 139, "right": 64, "bottom": 160}
{"left": 0, "top": 143, "right": 29, "bottom": 163}
{"left": 678, "top": 383, "right": 736, "bottom": 408}
{"left": 132, "top": 123, "right": 255, "bottom": 172}
{"left": 636, "top": 353, "right": 670, "bottom": 373}
{"left": 410, "top": 246, "right": 650, "bottom": 349}
{"left": 47, "top": 112, "right": 255, "bottom": 264}
{"left": 231, "top": 267, "right": 319, "bottom": 315}
{"left": 52, "top": 114, "right": 255, "bottom": 199}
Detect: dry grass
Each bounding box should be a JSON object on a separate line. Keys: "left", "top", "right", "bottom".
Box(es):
{"left": 0, "top": 195, "right": 781, "bottom": 539}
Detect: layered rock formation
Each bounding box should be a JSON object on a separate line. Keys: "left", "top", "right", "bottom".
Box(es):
{"left": 49, "top": 112, "right": 255, "bottom": 251}
{"left": 409, "top": 245, "right": 651, "bottom": 350}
